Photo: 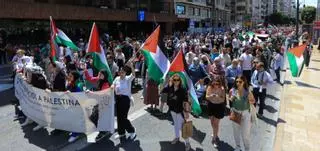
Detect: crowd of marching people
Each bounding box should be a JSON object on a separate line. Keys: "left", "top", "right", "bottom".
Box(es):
{"left": 6, "top": 24, "right": 314, "bottom": 151}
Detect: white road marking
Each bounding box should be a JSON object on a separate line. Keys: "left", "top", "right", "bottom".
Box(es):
{"left": 0, "top": 84, "right": 13, "bottom": 92}
{"left": 60, "top": 105, "right": 149, "bottom": 151}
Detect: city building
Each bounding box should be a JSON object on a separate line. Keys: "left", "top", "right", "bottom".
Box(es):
{"left": 212, "top": 0, "right": 231, "bottom": 28}
{"left": 278, "top": 0, "right": 294, "bottom": 18}
{"left": 0, "top": 0, "right": 177, "bottom": 37}
{"left": 230, "top": 0, "right": 252, "bottom": 26}
{"left": 252, "top": 0, "right": 268, "bottom": 24}
{"left": 266, "top": 0, "right": 275, "bottom": 15}
{"left": 173, "top": 0, "right": 212, "bottom": 31}
{"left": 318, "top": 0, "right": 320, "bottom": 20}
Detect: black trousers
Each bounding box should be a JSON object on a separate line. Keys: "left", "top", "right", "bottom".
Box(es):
{"left": 252, "top": 88, "right": 267, "bottom": 114}
{"left": 275, "top": 67, "right": 281, "bottom": 83}
{"left": 233, "top": 48, "right": 240, "bottom": 58}
{"left": 116, "top": 95, "right": 135, "bottom": 135}
{"left": 0, "top": 51, "right": 6, "bottom": 64}
{"left": 242, "top": 70, "right": 252, "bottom": 84}
{"left": 304, "top": 52, "right": 311, "bottom": 67}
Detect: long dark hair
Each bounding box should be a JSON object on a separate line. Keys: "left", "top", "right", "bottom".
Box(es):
{"left": 97, "top": 69, "right": 109, "bottom": 90}
{"left": 233, "top": 75, "right": 249, "bottom": 91}
{"left": 69, "top": 71, "right": 80, "bottom": 87}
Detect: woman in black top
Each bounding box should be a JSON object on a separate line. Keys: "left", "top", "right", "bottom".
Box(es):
{"left": 162, "top": 74, "right": 191, "bottom": 151}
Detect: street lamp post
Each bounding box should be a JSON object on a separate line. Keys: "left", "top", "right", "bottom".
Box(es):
{"left": 296, "top": 0, "right": 299, "bottom": 40}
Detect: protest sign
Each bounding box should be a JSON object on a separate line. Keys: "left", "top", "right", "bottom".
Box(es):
{"left": 14, "top": 74, "right": 114, "bottom": 133}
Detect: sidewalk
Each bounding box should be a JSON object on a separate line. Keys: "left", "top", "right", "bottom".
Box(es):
{"left": 274, "top": 47, "right": 320, "bottom": 151}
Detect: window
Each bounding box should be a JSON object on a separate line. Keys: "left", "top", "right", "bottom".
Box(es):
{"left": 236, "top": 6, "right": 246, "bottom": 11}
{"left": 176, "top": 5, "right": 186, "bottom": 15}
{"left": 188, "top": 7, "right": 194, "bottom": 16}
{"left": 195, "top": 8, "right": 200, "bottom": 16}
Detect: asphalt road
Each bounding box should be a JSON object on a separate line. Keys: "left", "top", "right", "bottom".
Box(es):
{"left": 0, "top": 64, "right": 283, "bottom": 151}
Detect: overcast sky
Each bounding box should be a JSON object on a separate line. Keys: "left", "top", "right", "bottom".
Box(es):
{"left": 303, "top": 0, "right": 317, "bottom": 7}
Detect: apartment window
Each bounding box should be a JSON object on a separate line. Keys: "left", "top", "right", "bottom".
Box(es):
{"left": 176, "top": 5, "right": 186, "bottom": 15}
{"left": 188, "top": 7, "right": 194, "bottom": 16}
{"left": 236, "top": 6, "right": 246, "bottom": 11}
{"left": 195, "top": 8, "right": 200, "bottom": 16}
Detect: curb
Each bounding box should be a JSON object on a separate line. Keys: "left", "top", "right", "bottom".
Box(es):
{"left": 273, "top": 69, "right": 289, "bottom": 151}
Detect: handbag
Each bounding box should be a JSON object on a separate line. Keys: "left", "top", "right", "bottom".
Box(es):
{"left": 182, "top": 121, "right": 193, "bottom": 139}
{"left": 229, "top": 110, "right": 242, "bottom": 125}
{"left": 250, "top": 104, "right": 257, "bottom": 125}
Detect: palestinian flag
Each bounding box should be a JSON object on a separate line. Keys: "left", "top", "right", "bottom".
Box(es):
{"left": 168, "top": 49, "right": 202, "bottom": 116}
{"left": 238, "top": 33, "right": 245, "bottom": 41}
{"left": 141, "top": 26, "right": 170, "bottom": 84}
{"left": 287, "top": 44, "right": 307, "bottom": 77}
{"left": 86, "top": 23, "right": 113, "bottom": 84}
{"left": 50, "top": 17, "right": 60, "bottom": 61}
{"left": 49, "top": 16, "right": 79, "bottom": 61}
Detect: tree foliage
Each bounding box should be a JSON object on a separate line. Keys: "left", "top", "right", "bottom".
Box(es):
{"left": 266, "top": 12, "right": 294, "bottom": 25}
{"left": 301, "top": 6, "right": 316, "bottom": 24}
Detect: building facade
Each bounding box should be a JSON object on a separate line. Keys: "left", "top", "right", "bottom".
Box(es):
{"left": 278, "top": 0, "right": 294, "bottom": 17}
{"left": 318, "top": 0, "right": 320, "bottom": 20}
{"left": 0, "top": 0, "right": 177, "bottom": 35}
{"left": 230, "top": 0, "right": 252, "bottom": 26}
{"left": 212, "top": 0, "right": 231, "bottom": 28}
{"left": 252, "top": 0, "right": 268, "bottom": 24}
{"left": 173, "top": 0, "right": 212, "bottom": 31}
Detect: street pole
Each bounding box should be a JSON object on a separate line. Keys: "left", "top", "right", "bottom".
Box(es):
{"left": 296, "top": 0, "right": 299, "bottom": 40}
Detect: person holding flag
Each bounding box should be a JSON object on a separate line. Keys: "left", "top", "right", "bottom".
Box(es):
{"left": 161, "top": 73, "right": 191, "bottom": 150}
{"left": 84, "top": 22, "right": 114, "bottom": 141}
{"left": 163, "top": 49, "right": 203, "bottom": 150}
{"left": 111, "top": 61, "right": 136, "bottom": 143}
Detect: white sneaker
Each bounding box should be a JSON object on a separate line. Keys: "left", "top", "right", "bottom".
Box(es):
{"left": 171, "top": 138, "right": 179, "bottom": 144}
{"left": 185, "top": 142, "right": 191, "bottom": 151}
{"left": 128, "top": 132, "right": 136, "bottom": 140}
{"left": 114, "top": 134, "right": 125, "bottom": 139}
{"left": 68, "top": 136, "right": 79, "bottom": 143}
{"left": 32, "top": 125, "right": 43, "bottom": 131}
{"left": 21, "top": 118, "right": 33, "bottom": 126}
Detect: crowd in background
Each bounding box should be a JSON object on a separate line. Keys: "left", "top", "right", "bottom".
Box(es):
{"left": 3, "top": 25, "right": 314, "bottom": 151}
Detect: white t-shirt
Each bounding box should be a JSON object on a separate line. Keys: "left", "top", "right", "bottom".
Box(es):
{"left": 113, "top": 74, "right": 134, "bottom": 97}
{"left": 232, "top": 38, "right": 240, "bottom": 48}
{"left": 115, "top": 52, "right": 126, "bottom": 63}
{"left": 239, "top": 53, "right": 253, "bottom": 70}
{"left": 218, "top": 53, "right": 231, "bottom": 68}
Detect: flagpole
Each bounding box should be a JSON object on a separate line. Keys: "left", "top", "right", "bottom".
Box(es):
{"left": 127, "top": 25, "right": 161, "bottom": 64}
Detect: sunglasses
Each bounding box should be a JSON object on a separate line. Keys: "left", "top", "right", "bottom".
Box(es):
{"left": 173, "top": 79, "right": 180, "bottom": 82}
{"left": 213, "top": 82, "right": 220, "bottom": 85}
{"left": 236, "top": 80, "right": 243, "bottom": 84}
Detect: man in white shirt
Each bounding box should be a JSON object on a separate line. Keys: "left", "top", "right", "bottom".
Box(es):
{"left": 218, "top": 44, "right": 232, "bottom": 68}
{"left": 232, "top": 34, "right": 240, "bottom": 58}
{"left": 251, "top": 62, "right": 273, "bottom": 116}
{"left": 239, "top": 47, "right": 253, "bottom": 84}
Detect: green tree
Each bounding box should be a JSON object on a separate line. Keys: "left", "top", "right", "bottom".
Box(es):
{"left": 268, "top": 12, "right": 284, "bottom": 25}
{"left": 267, "top": 12, "right": 292, "bottom": 25}
{"left": 301, "top": 6, "right": 316, "bottom": 24}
